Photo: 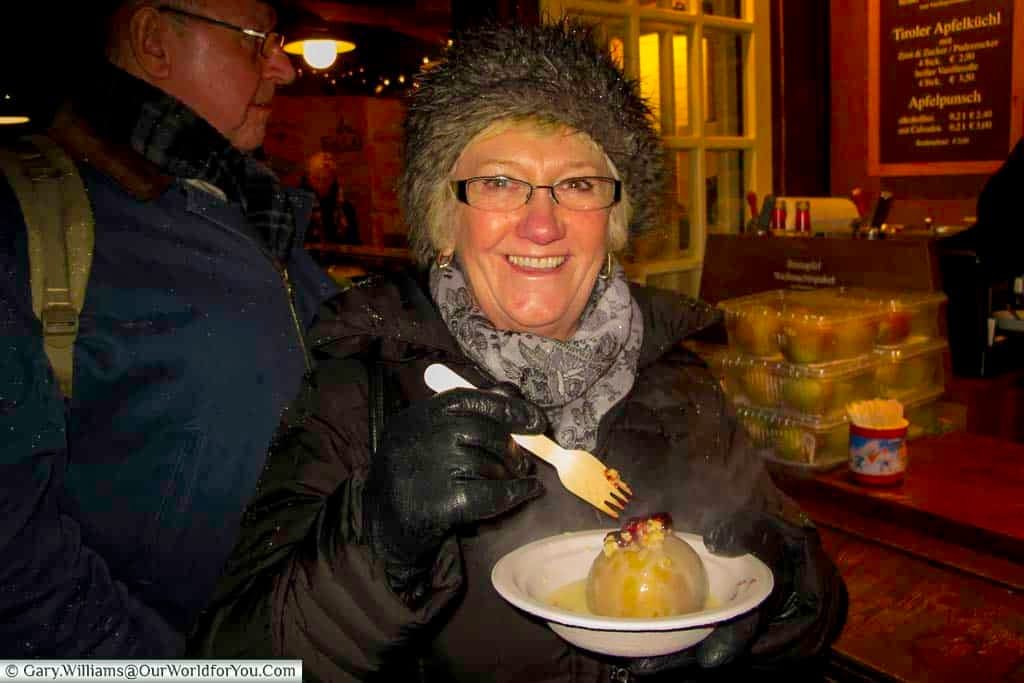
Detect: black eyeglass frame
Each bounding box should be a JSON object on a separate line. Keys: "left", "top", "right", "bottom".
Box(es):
{"left": 450, "top": 175, "right": 623, "bottom": 211}
{"left": 156, "top": 6, "right": 286, "bottom": 59}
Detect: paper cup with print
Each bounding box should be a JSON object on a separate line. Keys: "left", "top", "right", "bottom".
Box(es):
{"left": 846, "top": 400, "right": 908, "bottom": 486}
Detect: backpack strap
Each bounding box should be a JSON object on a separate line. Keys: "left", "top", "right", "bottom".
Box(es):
{"left": 0, "top": 134, "right": 94, "bottom": 398}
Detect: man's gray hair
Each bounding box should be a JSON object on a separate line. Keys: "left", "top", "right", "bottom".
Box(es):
{"left": 400, "top": 19, "right": 666, "bottom": 267}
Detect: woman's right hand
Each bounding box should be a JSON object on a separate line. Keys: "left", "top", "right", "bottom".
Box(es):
{"left": 362, "top": 386, "right": 547, "bottom": 603}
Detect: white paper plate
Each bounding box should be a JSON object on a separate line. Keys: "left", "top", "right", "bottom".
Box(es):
{"left": 491, "top": 529, "right": 773, "bottom": 657}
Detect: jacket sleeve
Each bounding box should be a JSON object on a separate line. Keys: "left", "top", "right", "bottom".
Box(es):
{"left": 189, "top": 355, "right": 463, "bottom": 681}
{"left": 0, "top": 178, "right": 182, "bottom": 656}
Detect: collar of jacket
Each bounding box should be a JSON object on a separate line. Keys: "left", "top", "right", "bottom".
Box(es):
{"left": 310, "top": 269, "right": 723, "bottom": 370}
{"left": 630, "top": 284, "right": 723, "bottom": 369}
{"left": 310, "top": 269, "right": 460, "bottom": 360}
{"left": 48, "top": 102, "right": 174, "bottom": 202}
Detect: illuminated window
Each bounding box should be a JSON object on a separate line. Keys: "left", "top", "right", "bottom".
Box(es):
{"left": 639, "top": 32, "right": 661, "bottom": 132}
{"left": 542, "top": 0, "right": 771, "bottom": 297}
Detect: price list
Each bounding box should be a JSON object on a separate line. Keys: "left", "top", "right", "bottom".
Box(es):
{"left": 877, "top": 0, "right": 1014, "bottom": 167}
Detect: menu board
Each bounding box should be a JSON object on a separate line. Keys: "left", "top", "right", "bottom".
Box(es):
{"left": 869, "top": 0, "right": 1022, "bottom": 176}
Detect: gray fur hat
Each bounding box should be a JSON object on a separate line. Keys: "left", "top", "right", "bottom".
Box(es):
{"left": 400, "top": 19, "right": 665, "bottom": 266}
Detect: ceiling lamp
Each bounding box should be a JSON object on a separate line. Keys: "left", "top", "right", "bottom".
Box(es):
{"left": 0, "top": 93, "right": 30, "bottom": 126}
{"left": 284, "top": 24, "right": 356, "bottom": 70}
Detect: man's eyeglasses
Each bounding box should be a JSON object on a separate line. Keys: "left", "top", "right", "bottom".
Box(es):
{"left": 157, "top": 6, "right": 286, "bottom": 59}
{"left": 451, "top": 175, "right": 622, "bottom": 212}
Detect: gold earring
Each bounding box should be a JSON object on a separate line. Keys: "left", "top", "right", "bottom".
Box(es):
{"left": 436, "top": 251, "right": 454, "bottom": 269}
{"left": 597, "top": 252, "right": 613, "bottom": 280}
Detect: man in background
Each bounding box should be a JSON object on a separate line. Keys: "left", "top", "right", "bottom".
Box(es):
{"left": 0, "top": 0, "right": 337, "bottom": 655}
{"left": 302, "top": 150, "right": 361, "bottom": 246}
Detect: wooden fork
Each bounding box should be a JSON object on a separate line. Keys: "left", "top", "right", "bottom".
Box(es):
{"left": 423, "top": 363, "right": 632, "bottom": 518}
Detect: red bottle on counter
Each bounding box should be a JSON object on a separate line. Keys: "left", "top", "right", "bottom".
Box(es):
{"left": 795, "top": 200, "right": 811, "bottom": 234}
{"left": 770, "top": 199, "right": 787, "bottom": 231}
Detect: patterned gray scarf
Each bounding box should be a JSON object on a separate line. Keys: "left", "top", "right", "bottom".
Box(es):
{"left": 430, "top": 258, "right": 643, "bottom": 450}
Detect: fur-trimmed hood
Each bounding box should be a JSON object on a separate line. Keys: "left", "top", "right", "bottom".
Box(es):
{"left": 400, "top": 20, "right": 666, "bottom": 264}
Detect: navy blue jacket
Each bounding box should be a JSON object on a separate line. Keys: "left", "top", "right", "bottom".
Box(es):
{"left": 0, "top": 123, "right": 338, "bottom": 655}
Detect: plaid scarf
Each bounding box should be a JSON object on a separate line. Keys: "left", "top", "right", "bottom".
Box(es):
{"left": 75, "top": 63, "right": 296, "bottom": 261}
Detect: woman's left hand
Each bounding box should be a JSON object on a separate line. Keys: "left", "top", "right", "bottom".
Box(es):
{"left": 626, "top": 508, "right": 847, "bottom": 676}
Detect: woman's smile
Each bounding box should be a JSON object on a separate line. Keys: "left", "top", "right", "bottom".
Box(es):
{"left": 506, "top": 254, "right": 568, "bottom": 271}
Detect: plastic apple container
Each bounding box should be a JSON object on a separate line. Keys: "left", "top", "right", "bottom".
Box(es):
{"left": 735, "top": 404, "right": 850, "bottom": 474}
{"left": 719, "top": 290, "right": 884, "bottom": 363}
{"left": 873, "top": 338, "right": 947, "bottom": 401}
{"left": 709, "top": 351, "right": 879, "bottom": 420}
{"left": 806, "top": 287, "right": 947, "bottom": 347}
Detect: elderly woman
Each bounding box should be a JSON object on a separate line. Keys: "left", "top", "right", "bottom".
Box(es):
{"left": 191, "top": 21, "right": 845, "bottom": 682}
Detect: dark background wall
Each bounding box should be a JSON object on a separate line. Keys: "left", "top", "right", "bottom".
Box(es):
{"left": 770, "top": 0, "right": 831, "bottom": 198}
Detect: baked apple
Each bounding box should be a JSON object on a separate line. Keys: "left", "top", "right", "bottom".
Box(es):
{"left": 586, "top": 513, "right": 708, "bottom": 619}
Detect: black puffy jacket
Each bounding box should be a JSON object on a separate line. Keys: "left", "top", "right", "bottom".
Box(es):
{"left": 191, "top": 271, "right": 846, "bottom": 682}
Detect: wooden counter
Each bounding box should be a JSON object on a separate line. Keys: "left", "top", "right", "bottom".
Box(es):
{"left": 946, "top": 369, "right": 1024, "bottom": 443}
{"left": 772, "top": 432, "right": 1024, "bottom": 682}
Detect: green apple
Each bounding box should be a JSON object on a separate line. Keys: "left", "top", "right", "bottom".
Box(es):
{"left": 834, "top": 318, "right": 878, "bottom": 358}
{"left": 732, "top": 308, "right": 781, "bottom": 357}
{"left": 781, "top": 377, "right": 833, "bottom": 414}
{"left": 780, "top": 318, "right": 833, "bottom": 363}
{"left": 877, "top": 309, "right": 913, "bottom": 345}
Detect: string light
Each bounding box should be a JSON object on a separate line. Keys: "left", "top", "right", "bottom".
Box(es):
{"left": 287, "top": 35, "right": 449, "bottom": 95}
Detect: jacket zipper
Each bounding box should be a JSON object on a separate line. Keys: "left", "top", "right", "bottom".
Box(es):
{"left": 180, "top": 182, "right": 314, "bottom": 374}
{"left": 281, "top": 266, "right": 313, "bottom": 376}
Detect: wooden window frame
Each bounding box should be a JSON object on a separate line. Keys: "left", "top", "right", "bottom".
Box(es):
{"left": 540, "top": 0, "right": 773, "bottom": 296}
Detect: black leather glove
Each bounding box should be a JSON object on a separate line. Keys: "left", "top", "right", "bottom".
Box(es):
{"left": 627, "top": 508, "right": 846, "bottom": 677}
{"left": 362, "top": 384, "right": 547, "bottom": 603}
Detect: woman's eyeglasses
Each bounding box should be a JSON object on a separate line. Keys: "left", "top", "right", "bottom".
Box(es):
{"left": 451, "top": 175, "right": 622, "bottom": 212}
